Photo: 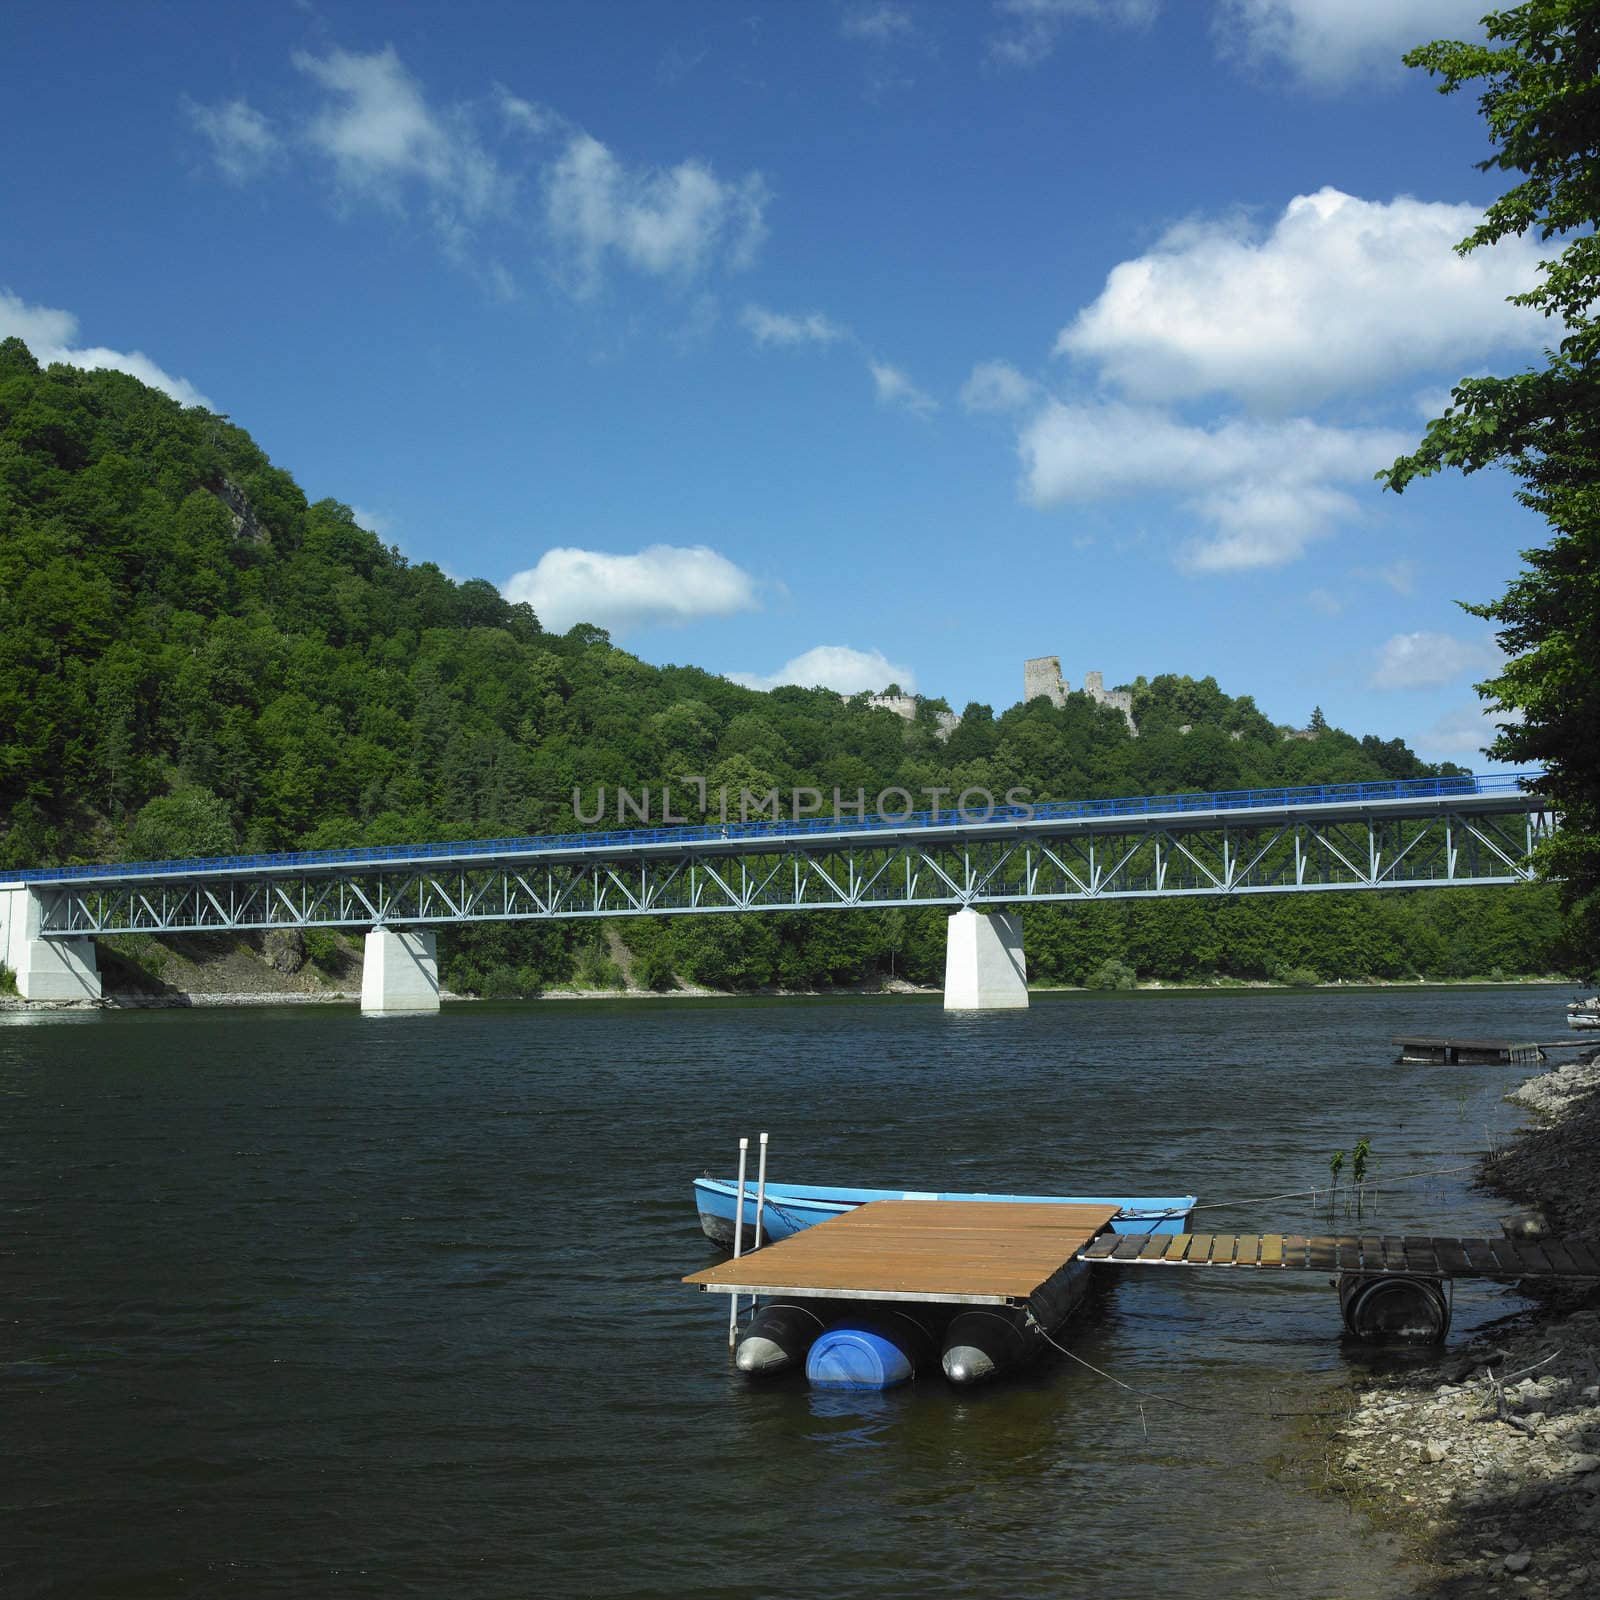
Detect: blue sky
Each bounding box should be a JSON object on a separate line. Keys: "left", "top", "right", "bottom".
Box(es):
{"left": 1, "top": 0, "right": 1551, "bottom": 766}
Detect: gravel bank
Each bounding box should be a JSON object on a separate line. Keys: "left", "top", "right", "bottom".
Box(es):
{"left": 1328, "top": 1051, "right": 1600, "bottom": 1597}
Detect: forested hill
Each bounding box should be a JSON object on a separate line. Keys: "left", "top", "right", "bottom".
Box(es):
{"left": 0, "top": 337, "right": 1563, "bottom": 992}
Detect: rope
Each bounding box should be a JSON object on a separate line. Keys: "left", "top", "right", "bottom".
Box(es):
{"left": 1025, "top": 1308, "right": 1565, "bottom": 1422}
{"left": 1181, "top": 1158, "right": 1489, "bottom": 1215}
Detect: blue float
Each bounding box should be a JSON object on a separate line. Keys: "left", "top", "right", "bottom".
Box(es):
{"left": 806, "top": 1325, "right": 917, "bottom": 1391}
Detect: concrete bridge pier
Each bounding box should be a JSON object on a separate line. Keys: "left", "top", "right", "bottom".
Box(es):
{"left": 0, "top": 885, "right": 102, "bottom": 1001}
{"left": 360, "top": 928, "right": 440, "bottom": 1015}
{"left": 943, "top": 907, "right": 1028, "bottom": 1011}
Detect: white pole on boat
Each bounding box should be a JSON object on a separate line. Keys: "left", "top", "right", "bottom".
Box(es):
{"left": 729, "top": 1136, "right": 749, "bottom": 1350}
{"left": 753, "top": 1131, "right": 770, "bottom": 1252}
{"left": 749, "top": 1131, "right": 770, "bottom": 1328}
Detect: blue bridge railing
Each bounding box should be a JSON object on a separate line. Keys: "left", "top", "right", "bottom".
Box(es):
{"left": 12, "top": 770, "right": 1545, "bottom": 886}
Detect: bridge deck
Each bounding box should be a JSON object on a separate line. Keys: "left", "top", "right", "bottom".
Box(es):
{"left": 1077, "top": 1231, "right": 1600, "bottom": 1279}
{"left": 683, "top": 1199, "right": 1120, "bottom": 1306}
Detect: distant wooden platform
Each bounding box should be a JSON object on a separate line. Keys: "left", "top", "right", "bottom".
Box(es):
{"left": 1078, "top": 1231, "right": 1600, "bottom": 1279}
{"left": 1392, "top": 1036, "right": 1558, "bottom": 1065}
{"left": 683, "top": 1199, "right": 1120, "bottom": 1306}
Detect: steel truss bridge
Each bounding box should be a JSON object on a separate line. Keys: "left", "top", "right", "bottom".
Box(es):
{"left": 16, "top": 774, "right": 1552, "bottom": 940}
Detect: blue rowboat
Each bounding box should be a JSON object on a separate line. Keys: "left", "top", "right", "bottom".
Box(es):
{"left": 695, "top": 1176, "right": 1195, "bottom": 1250}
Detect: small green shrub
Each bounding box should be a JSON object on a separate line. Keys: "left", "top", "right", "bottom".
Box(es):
{"left": 303, "top": 929, "right": 344, "bottom": 974}
{"left": 1085, "top": 957, "right": 1138, "bottom": 991}
{"left": 633, "top": 947, "right": 677, "bottom": 991}
{"left": 575, "top": 953, "right": 624, "bottom": 990}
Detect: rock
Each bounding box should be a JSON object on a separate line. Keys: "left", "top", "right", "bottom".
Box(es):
{"left": 1562, "top": 1453, "right": 1600, "bottom": 1474}
{"left": 1501, "top": 1210, "right": 1553, "bottom": 1239}
{"left": 1505, "top": 1551, "right": 1533, "bottom": 1573}
{"left": 1421, "top": 1440, "right": 1451, "bottom": 1463}
{"left": 211, "top": 475, "right": 270, "bottom": 544}
{"left": 263, "top": 929, "right": 305, "bottom": 974}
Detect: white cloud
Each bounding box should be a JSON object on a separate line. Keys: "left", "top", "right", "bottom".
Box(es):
{"left": 1058, "top": 188, "right": 1546, "bottom": 410}
{"left": 57, "top": 347, "right": 214, "bottom": 410}
{"left": 1370, "top": 630, "right": 1500, "bottom": 690}
{"left": 349, "top": 505, "right": 392, "bottom": 536}
{"left": 0, "top": 289, "right": 213, "bottom": 409}
{"left": 502, "top": 544, "right": 760, "bottom": 635}
{"left": 741, "top": 305, "right": 847, "bottom": 347}
{"left": 1409, "top": 700, "right": 1517, "bottom": 765}
{"left": 292, "top": 46, "right": 510, "bottom": 231}
{"left": 1216, "top": 1, "right": 1484, "bottom": 89}
{"left": 184, "top": 97, "right": 280, "bottom": 181}
{"left": 991, "top": 0, "right": 1158, "bottom": 67}
{"left": 188, "top": 47, "right": 767, "bottom": 301}
{"left": 1018, "top": 398, "right": 1406, "bottom": 569}
{"left": 495, "top": 85, "right": 554, "bottom": 136}
{"left": 731, "top": 644, "right": 916, "bottom": 695}
{"left": 961, "top": 359, "right": 1037, "bottom": 413}
{"left": 842, "top": 5, "right": 916, "bottom": 42}
{"left": 0, "top": 289, "right": 76, "bottom": 351}
{"left": 544, "top": 132, "right": 768, "bottom": 293}
{"left": 1182, "top": 483, "right": 1358, "bottom": 571}
{"left": 1355, "top": 558, "right": 1418, "bottom": 595}
{"left": 870, "top": 360, "right": 938, "bottom": 414}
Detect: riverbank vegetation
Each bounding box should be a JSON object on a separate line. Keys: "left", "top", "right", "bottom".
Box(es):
{"left": 0, "top": 333, "right": 1571, "bottom": 994}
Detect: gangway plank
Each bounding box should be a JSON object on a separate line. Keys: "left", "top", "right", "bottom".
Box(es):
{"left": 1077, "top": 1231, "right": 1600, "bottom": 1279}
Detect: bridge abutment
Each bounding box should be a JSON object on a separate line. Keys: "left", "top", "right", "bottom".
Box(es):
{"left": 0, "top": 886, "right": 102, "bottom": 1002}
{"left": 943, "top": 908, "right": 1028, "bottom": 1011}
{"left": 360, "top": 929, "right": 440, "bottom": 1015}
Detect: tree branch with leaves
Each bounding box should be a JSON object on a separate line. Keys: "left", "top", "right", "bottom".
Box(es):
{"left": 1382, "top": 2, "right": 1600, "bottom": 959}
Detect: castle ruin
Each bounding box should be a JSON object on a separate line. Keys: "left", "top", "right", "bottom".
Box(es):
{"left": 1023, "top": 656, "right": 1137, "bottom": 735}
{"left": 861, "top": 693, "right": 961, "bottom": 741}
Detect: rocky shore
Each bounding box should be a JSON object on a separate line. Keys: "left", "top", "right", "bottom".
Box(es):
{"left": 1328, "top": 1052, "right": 1600, "bottom": 1597}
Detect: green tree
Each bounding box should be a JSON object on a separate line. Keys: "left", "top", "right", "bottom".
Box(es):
{"left": 126, "top": 786, "right": 236, "bottom": 860}
{"left": 1383, "top": 1, "right": 1600, "bottom": 955}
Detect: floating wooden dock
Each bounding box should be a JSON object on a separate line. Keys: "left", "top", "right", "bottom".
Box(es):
{"left": 1078, "top": 1230, "right": 1600, "bottom": 1279}
{"left": 1392, "top": 1035, "right": 1561, "bottom": 1065}
{"left": 683, "top": 1199, "right": 1120, "bottom": 1306}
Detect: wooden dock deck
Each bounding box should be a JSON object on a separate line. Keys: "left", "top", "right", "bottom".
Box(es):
{"left": 1078, "top": 1231, "right": 1600, "bottom": 1279}
{"left": 683, "top": 1199, "right": 1120, "bottom": 1306}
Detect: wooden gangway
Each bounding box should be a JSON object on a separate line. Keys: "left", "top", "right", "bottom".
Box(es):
{"left": 1078, "top": 1231, "right": 1600, "bottom": 1279}
{"left": 1392, "top": 1035, "right": 1571, "bottom": 1065}
{"left": 684, "top": 1199, "right": 1120, "bottom": 1306}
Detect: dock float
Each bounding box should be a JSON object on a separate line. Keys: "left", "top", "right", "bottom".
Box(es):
{"left": 684, "top": 1198, "right": 1121, "bottom": 1306}
{"left": 1077, "top": 1231, "right": 1600, "bottom": 1279}
{"left": 1392, "top": 1035, "right": 1561, "bottom": 1065}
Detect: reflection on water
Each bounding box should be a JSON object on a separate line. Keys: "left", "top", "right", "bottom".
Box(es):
{"left": 0, "top": 986, "right": 1563, "bottom": 1598}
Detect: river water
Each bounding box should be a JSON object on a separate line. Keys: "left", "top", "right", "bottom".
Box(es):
{"left": 1, "top": 986, "right": 1571, "bottom": 1598}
